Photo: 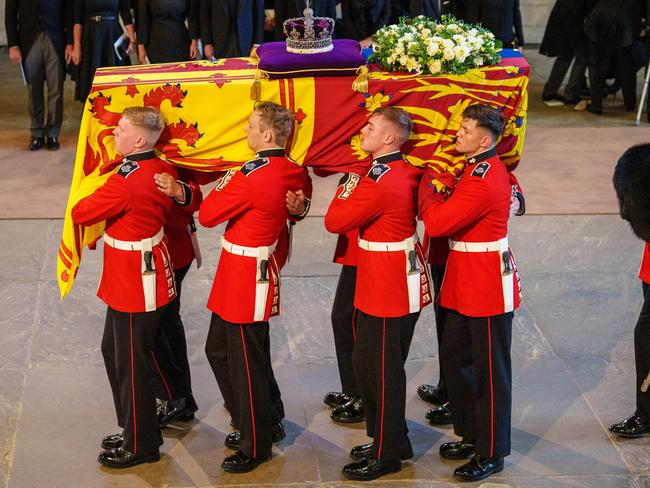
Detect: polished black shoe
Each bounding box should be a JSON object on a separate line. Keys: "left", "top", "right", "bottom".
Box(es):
{"left": 221, "top": 450, "right": 271, "bottom": 473}
{"left": 224, "top": 422, "right": 286, "bottom": 449}
{"left": 417, "top": 384, "right": 446, "bottom": 405}
{"left": 454, "top": 455, "right": 504, "bottom": 482}
{"left": 349, "top": 438, "right": 413, "bottom": 461}
{"left": 342, "top": 457, "right": 401, "bottom": 481}
{"left": 101, "top": 433, "right": 123, "bottom": 450}
{"left": 159, "top": 396, "right": 198, "bottom": 427}
{"left": 426, "top": 401, "right": 453, "bottom": 425}
{"left": 101, "top": 432, "right": 163, "bottom": 450}
{"left": 29, "top": 137, "right": 44, "bottom": 151}
{"left": 609, "top": 415, "right": 650, "bottom": 438}
{"left": 97, "top": 447, "right": 160, "bottom": 469}
{"left": 331, "top": 397, "right": 364, "bottom": 423}
{"left": 439, "top": 440, "right": 476, "bottom": 460}
{"left": 323, "top": 391, "right": 351, "bottom": 408}
{"left": 46, "top": 136, "right": 60, "bottom": 150}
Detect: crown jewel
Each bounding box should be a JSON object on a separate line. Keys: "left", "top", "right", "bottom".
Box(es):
{"left": 283, "top": 2, "right": 335, "bottom": 54}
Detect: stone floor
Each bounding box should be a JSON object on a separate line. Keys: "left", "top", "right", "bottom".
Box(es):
{"left": 1, "top": 49, "right": 650, "bottom": 487}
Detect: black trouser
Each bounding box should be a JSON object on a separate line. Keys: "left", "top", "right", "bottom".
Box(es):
{"left": 331, "top": 265, "right": 359, "bottom": 397}
{"left": 23, "top": 32, "right": 64, "bottom": 138}
{"left": 205, "top": 314, "right": 284, "bottom": 429}
{"left": 352, "top": 310, "right": 418, "bottom": 462}
{"left": 589, "top": 42, "right": 637, "bottom": 111}
{"left": 152, "top": 265, "right": 193, "bottom": 401}
{"left": 431, "top": 264, "right": 448, "bottom": 398}
{"left": 102, "top": 306, "right": 164, "bottom": 454}
{"left": 206, "top": 315, "right": 274, "bottom": 458}
{"left": 635, "top": 282, "right": 650, "bottom": 421}
{"left": 543, "top": 41, "right": 590, "bottom": 99}
{"left": 441, "top": 309, "right": 513, "bottom": 459}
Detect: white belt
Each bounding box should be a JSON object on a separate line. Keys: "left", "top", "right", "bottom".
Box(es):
{"left": 103, "top": 228, "right": 164, "bottom": 251}
{"left": 449, "top": 236, "right": 515, "bottom": 313}
{"left": 358, "top": 235, "right": 416, "bottom": 252}
{"left": 222, "top": 236, "right": 277, "bottom": 321}
{"left": 221, "top": 236, "right": 277, "bottom": 258}
{"left": 358, "top": 234, "right": 422, "bottom": 313}
{"left": 103, "top": 228, "right": 164, "bottom": 312}
{"left": 448, "top": 237, "right": 508, "bottom": 253}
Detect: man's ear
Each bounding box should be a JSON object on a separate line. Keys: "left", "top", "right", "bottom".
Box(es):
{"left": 134, "top": 134, "right": 146, "bottom": 149}
{"left": 383, "top": 133, "right": 395, "bottom": 146}
{"left": 479, "top": 134, "right": 493, "bottom": 150}
{"left": 262, "top": 129, "right": 273, "bottom": 144}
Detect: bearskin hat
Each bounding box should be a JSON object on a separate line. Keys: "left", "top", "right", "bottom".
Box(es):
{"left": 613, "top": 143, "right": 650, "bottom": 242}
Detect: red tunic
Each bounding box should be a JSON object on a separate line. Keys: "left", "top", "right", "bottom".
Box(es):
{"left": 71, "top": 151, "right": 177, "bottom": 313}
{"left": 164, "top": 168, "right": 204, "bottom": 271}
{"left": 199, "top": 149, "right": 313, "bottom": 323}
{"left": 640, "top": 243, "right": 650, "bottom": 285}
{"left": 420, "top": 148, "right": 521, "bottom": 317}
{"left": 325, "top": 152, "right": 432, "bottom": 317}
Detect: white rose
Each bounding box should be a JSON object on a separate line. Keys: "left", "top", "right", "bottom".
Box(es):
{"left": 442, "top": 38, "right": 454, "bottom": 50}
{"left": 452, "top": 34, "right": 465, "bottom": 44}
{"left": 399, "top": 54, "right": 409, "bottom": 66}
{"left": 435, "top": 24, "right": 444, "bottom": 32}
{"left": 408, "top": 41, "right": 418, "bottom": 52}
{"left": 443, "top": 48, "right": 455, "bottom": 60}
{"left": 426, "top": 41, "right": 439, "bottom": 56}
{"left": 453, "top": 45, "right": 468, "bottom": 62}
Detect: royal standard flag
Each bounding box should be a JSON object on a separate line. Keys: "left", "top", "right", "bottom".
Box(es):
{"left": 58, "top": 51, "right": 528, "bottom": 299}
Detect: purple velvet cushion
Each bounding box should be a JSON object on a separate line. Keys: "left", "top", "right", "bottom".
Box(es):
{"left": 256, "top": 39, "right": 365, "bottom": 78}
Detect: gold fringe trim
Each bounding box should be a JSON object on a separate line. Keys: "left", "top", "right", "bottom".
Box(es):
{"left": 352, "top": 65, "right": 369, "bottom": 93}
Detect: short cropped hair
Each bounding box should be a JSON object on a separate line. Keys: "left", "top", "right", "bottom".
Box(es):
{"left": 372, "top": 106, "right": 412, "bottom": 143}
{"left": 122, "top": 106, "right": 165, "bottom": 133}
{"left": 254, "top": 101, "right": 293, "bottom": 145}
{"left": 462, "top": 104, "right": 504, "bottom": 141}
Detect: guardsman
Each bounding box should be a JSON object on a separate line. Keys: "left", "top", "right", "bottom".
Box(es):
{"left": 325, "top": 106, "right": 432, "bottom": 481}
{"left": 610, "top": 144, "right": 650, "bottom": 439}
{"left": 71, "top": 106, "right": 176, "bottom": 468}
{"left": 419, "top": 178, "right": 525, "bottom": 426}
{"left": 149, "top": 168, "right": 205, "bottom": 426}
{"left": 289, "top": 177, "right": 367, "bottom": 425}
{"left": 199, "top": 101, "right": 312, "bottom": 473}
{"left": 419, "top": 104, "right": 521, "bottom": 482}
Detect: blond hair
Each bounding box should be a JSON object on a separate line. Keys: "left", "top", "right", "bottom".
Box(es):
{"left": 372, "top": 106, "right": 412, "bottom": 144}
{"left": 254, "top": 101, "right": 293, "bottom": 145}
{"left": 122, "top": 106, "right": 165, "bottom": 133}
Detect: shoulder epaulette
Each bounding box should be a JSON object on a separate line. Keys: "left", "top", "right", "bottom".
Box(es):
{"left": 241, "top": 158, "right": 270, "bottom": 176}
{"left": 470, "top": 162, "right": 490, "bottom": 179}
{"left": 117, "top": 160, "right": 140, "bottom": 178}
{"left": 367, "top": 164, "right": 391, "bottom": 182}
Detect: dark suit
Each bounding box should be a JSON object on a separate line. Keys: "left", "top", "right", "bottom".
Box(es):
{"left": 199, "top": 0, "right": 264, "bottom": 58}
{"left": 341, "top": 0, "right": 391, "bottom": 41}
{"left": 5, "top": 0, "right": 71, "bottom": 138}
{"left": 462, "top": 0, "right": 524, "bottom": 47}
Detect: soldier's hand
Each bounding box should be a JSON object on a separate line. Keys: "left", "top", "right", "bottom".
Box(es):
{"left": 155, "top": 173, "right": 184, "bottom": 201}
{"left": 9, "top": 46, "right": 21, "bottom": 64}
{"left": 286, "top": 189, "right": 306, "bottom": 215}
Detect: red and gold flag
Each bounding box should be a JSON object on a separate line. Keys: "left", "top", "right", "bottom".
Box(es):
{"left": 58, "top": 52, "right": 528, "bottom": 299}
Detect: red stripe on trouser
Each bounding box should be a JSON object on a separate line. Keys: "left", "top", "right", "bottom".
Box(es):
{"left": 351, "top": 309, "right": 357, "bottom": 341}
{"left": 377, "top": 318, "right": 386, "bottom": 459}
{"left": 130, "top": 313, "right": 137, "bottom": 453}
{"left": 240, "top": 324, "right": 257, "bottom": 458}
{"left": 488, "top": 317, "right": 494, "bottom": 458}
{"left": 151, "top": 351, "right": 173, "bottom": 400}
